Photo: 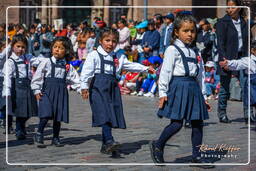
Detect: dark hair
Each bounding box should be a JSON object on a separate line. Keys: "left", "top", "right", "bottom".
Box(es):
{"left": 99, "top": 27, "right": 119, "bottom": 42}
{"left": 148, "top": 19, "right": 155, "bottom": 26}
{"left": 9, "top": 34, "right": 28, "bottom": 57}
{"left": 118, "top": 19, "right": 127, "bottom": 26}
{"left": 251, "top": 40, "right": 256, "bottom": 49}
{"left": 171, "top": 13, "right": 197, "bottom": 44}
{"left": 226, "top": 0, "right": 246, "bottom": 17}
{"left": 51, "top": 36, "right": 74, "bottom": 62}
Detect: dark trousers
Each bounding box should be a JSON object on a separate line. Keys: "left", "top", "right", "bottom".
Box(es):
{"left": 102, "top": 123, "right": 114, "bottom": 144}
{"left": 218, "top": 72, "right": 250, "bottom": 119}
{"left": 0, "top": 107, "right": 13, "bottom": 128}
{"left": 155, "top": 120, "right": 203, "bottom": 158}
{"left": 37, "top": 118, "right": 61, "bottom": 138}
{"left": 16, "top": 117, "right": 29, "bottom": 133}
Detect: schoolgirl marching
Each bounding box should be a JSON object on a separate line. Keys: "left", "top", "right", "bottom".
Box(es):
{"left": 149, "top": 13, "right": 214, "bottom": 168}
{"left": 31, "top": 36, "right": 80, "bottom": 148}
{"left": 2, "top": 34, "right": 38, "bottom": 140}
{"left": 80, "top": 28, "right": 155, "bottom": 155}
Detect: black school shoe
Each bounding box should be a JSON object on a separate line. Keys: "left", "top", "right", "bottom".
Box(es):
{"left": 34, "top": 133, "right": 46, "bottom": 148}
{"left": 149, "top": 140, "right": 165, "bottom": 164}
{"left": 101, "top": 140, "right": 120, "bottom": 154}
{"left": 16, "top": 130, "right": 26, "bottom": 140}
{"left": 219, "top": 116, "right": 232, "bottom": 123}
{"left": 190, "top": 157, "right": 215, "bottom": 169}
{"left": 51, "top": 137, "right": 64, "bottom": 147}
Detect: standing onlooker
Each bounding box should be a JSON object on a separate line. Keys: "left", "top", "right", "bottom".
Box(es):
{"left": 117, "top": 19, "right": 130, "bottom": 52}
{"left": 39, "top": 24, "right": 54, "bottom": 58}
{"left": 216, "top": 0, "right": 249, "bottom": 123}
{"left": 0, "top": 24, "right": 6, "bottom": 42}
{"left": 197, "top": 18, "right": 213, "bottom": 64}
{"left": 159, "top": 13, "right": 174, "bottom": 58}
{"left": 141, "top": 20, "right": 160, "bottom": 57}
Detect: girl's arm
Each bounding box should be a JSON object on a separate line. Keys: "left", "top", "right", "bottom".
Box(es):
{"left": 66, "top": 64, "right": 81, "bottom": 92}
{"left": 30, "top": 59, "right": 48, "bottom": 95}
{"left": 80, "top": 52, "right": 96, "bottom": 90}
{"left": 158, "top": 46, "right": 176, "bottom": 98}
{"left": 227, "top": 57, "right": 249, "bottom": 71}
{"left": 2, "top": 59, "right": 15, "bottom": 97}
{"left": 119, "top": 28, "right": 130, "bottom": 43}
{"left": 121, "top": 54, "right": 149, "bottom": 73}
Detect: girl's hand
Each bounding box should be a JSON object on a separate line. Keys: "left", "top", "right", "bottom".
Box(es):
{"left": 219, "top": 58, "right": 228, "bottom": 70}
{"left": 159, "top": 96, "right": 167, "bottom": 109}
{"left": 205, "top": 100, "right": 212, "bottom": 112}
{"left": 35, "top": 93, "right": 43, "bottom": 101}
{"left": 81, "top": 89, "right": 89, "bottom": 100}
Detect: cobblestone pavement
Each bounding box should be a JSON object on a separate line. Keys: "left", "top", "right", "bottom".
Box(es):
{"left": 0, "top": 91, "right": 255, "bottom": 171}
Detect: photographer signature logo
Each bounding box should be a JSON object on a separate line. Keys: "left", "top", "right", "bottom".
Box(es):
{"left": 198, "top": 144, "right": 241, "bottom": 159}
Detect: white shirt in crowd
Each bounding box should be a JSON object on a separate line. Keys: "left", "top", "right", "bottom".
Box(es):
{"left": 232, "top": 17, "right": 243, "bottom": 52}
{"left": 228, "top": 54, "right": 256, "bottom": 74}
{"left": 80, "top": 46, "right": 149, "bottom": 90}
{"left": 158, "top": 39, "right": 206, "bottom": 98}
{"left": 2, "top": 52, "right": 33, "bottom": 96}
{"left": 0, "top": 45, "right": 11, "bottom": 77}
{"left": 30, "top": 56, "right": 80, "bottom": 95}
{"left": 117, "top": 26, "right": 130, "bottom": 49}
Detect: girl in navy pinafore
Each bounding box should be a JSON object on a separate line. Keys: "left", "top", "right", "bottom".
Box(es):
{"left": 2, "top": 34, "right": 38, "bottom": 140}
{"left": 80, "top": 28, "right": 153, "bottom": 154}
{"left": 31, "top": 37, "right": 80, "bottom": 148}
{"left": 149, "top": 14, "right": 213, "bottom": 168}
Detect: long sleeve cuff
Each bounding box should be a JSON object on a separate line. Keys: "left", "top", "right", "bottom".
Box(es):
{"left": 159, "top": 92, "right": 167, "bottom": 98}
{"left": 81, "top": 82, "right": 89, "bottom": 90}
{"left": 34, "top": 90, "right": 41, "bottom": 95}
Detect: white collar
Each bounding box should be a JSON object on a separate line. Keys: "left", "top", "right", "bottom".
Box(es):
{"left": 51, "top": 56, "right": 65, "bottom": 63}
{"left": 97, "top": 46, "right": 115, "bottom": 56}
{"left": 232, "top": 17, "right": 241, "bottom": 24}
{"left": 10, "top": 52, "right": 23, "bottom": 60}
{"left": 174, "top": 39, "right": 189, "bottom": 48}
{"left": 252, "top": 54, "right": 256, "bottom": 61}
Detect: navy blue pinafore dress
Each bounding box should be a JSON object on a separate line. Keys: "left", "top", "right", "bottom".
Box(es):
{"left": 89, "top": 51, "right": 126, "bottom": 128}
{"left": 38, "top": 58, "right": 69, "bottom": 123}
{"left": 9, "top": 58, "right": 38, "bottom": 118}
{"left": 243, "top": 60, "right": 256, "bottom": 106}
{"left": 157, "top": 45, "right": 209, "bottom": 121}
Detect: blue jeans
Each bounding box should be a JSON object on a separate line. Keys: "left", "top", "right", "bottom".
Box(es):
{"left": 205, "top": 83, "right": 215, "bottom": 96}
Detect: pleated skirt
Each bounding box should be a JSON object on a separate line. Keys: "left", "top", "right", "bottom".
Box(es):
{"left": 157, "top": 76, "right": 209, "bottom": 120}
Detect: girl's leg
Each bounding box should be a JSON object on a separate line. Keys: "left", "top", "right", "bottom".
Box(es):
{"left": 15, "top": 117, "right": 27, "bottom": 140}
{"left": 155, "top": 120, "right": 183, "bottom": 150}
{"left": 53, "top": 120, "right": 61, "bottom": 138}
{"left": 102, "top": 123, "right": 114, "bottom": 144}
{"left": 191, "top": 120, "right": 203, "bottom": 159}
{"left": 37, "top": 118, "right": 49, "bottom": 134}
{"left": 150, "top": 120, "right": 183, "bottom": 163}
{"left": 52, "top": 120, "right": 63, "bottom": 147}
{"left": 35, "top": 118, "right": 48, "bottom": 148}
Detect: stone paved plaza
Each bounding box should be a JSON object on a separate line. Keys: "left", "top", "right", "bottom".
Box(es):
{"left": 0, "top": 91, "right": 255, "bottom": 171}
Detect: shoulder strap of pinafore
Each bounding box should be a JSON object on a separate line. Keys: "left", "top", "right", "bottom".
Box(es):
{"left": 9, "top": 58, "right": 28, "bottom": 79}
{"left": 173, "top": 44, "right": 190, "bottom": 76}
{"left": 96, "top": 51, "right": 116, "bottom": 77}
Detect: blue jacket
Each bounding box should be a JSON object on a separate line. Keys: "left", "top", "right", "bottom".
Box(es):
{"left": 141, "top": 30, "right": 160, "bottom": 51}
{"left": 159, "top": 24, "right": 173, "bottom": 55}
{"left": 216, "top": 14, "right": 248, "bottom": 75}
{"left": 197, "top": 30, "right": 213, "bottom": 60}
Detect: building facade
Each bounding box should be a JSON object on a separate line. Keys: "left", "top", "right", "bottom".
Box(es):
{"left": 1, "top": 0, "right": 255, "bottom": 27}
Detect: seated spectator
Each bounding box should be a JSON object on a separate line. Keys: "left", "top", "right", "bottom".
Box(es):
{"left": 137, "top": 56, "right": 163, "bottom": 97}
{"left": 204, "top": 61, "right": 220, "bottom": 100}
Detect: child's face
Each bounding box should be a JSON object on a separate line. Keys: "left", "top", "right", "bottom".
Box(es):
{"left": 148, "top": 24, "right": 155, "bottom": 31}
{"left": 175, "top": 21, "right": 196, "bottom": 44}
{"left": 100, "top": 35, "right": 117, "bottom": 53}
{"left": 13, "top": 41, "right": 26, "bottom": 56}
{"left": 205, "top": 66, "right": 212, "bottom": 72}
{"left": 52, "top": 41, "right": 66, "bottom": 59}
{"left": 78, "top": 41, "right": 86, "bottom": 49}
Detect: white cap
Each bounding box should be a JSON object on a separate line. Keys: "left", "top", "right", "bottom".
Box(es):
{"left": 205, "top": 61, "right": 215, "bottom": 68}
